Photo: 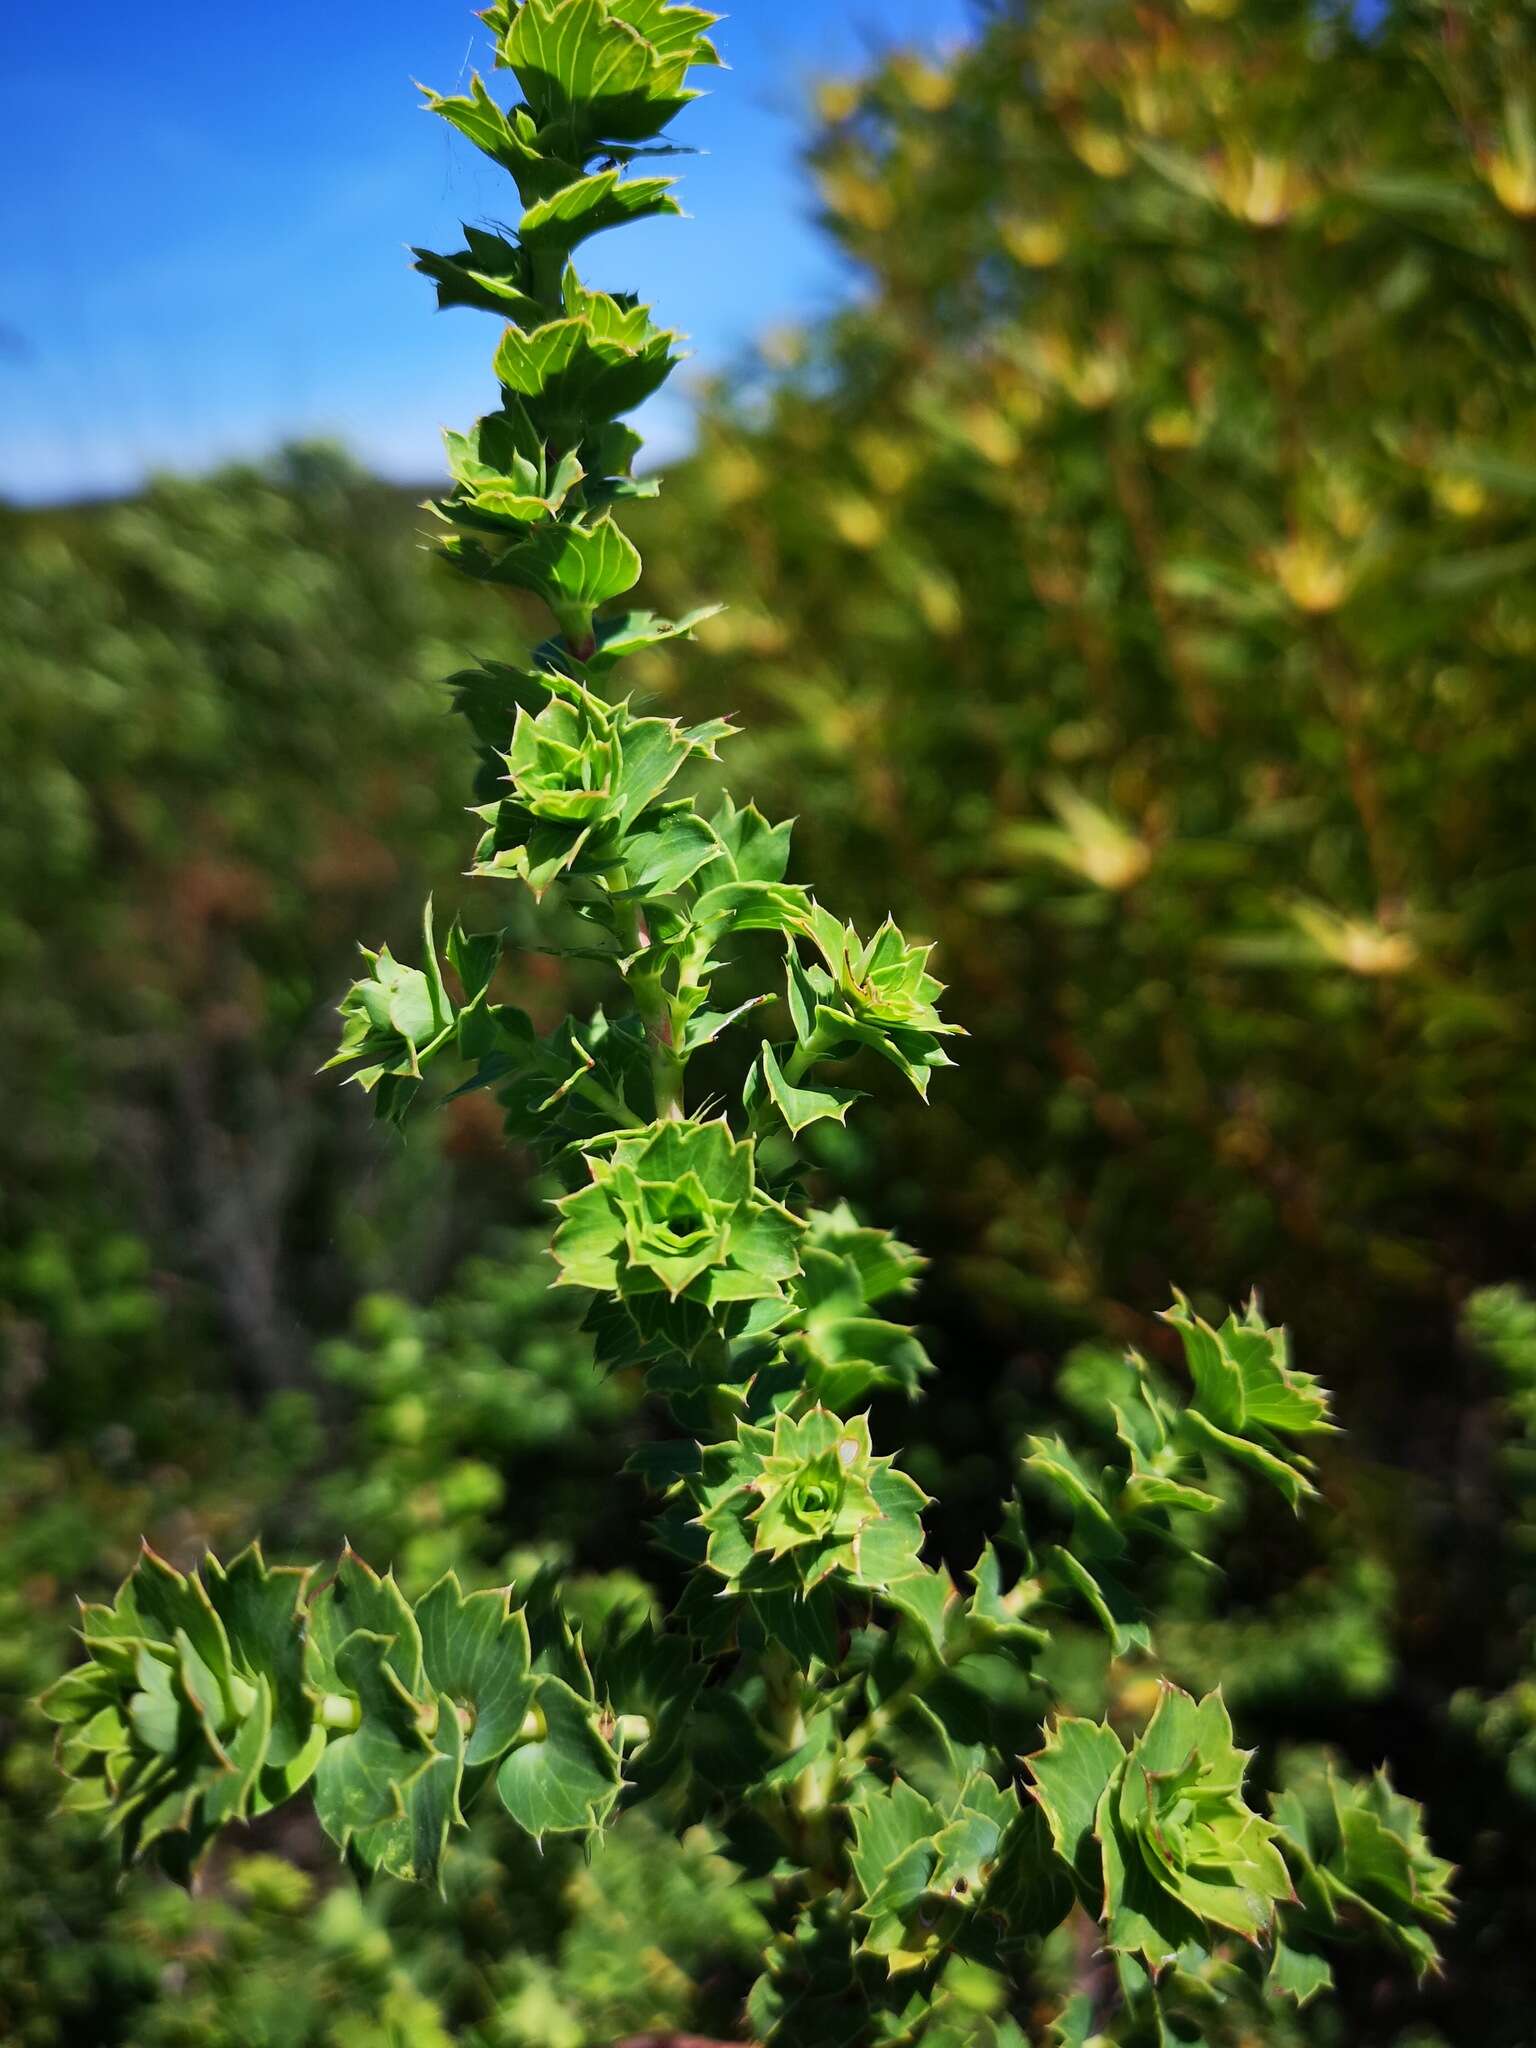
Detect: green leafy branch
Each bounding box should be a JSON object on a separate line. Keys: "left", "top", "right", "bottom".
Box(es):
{"left": 44, "top": 4, "right": 1454, "bottom": 2043}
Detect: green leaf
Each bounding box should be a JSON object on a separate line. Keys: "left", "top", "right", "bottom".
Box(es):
{"left": 490, "top": 296, "right": 681, "bottom": 432}
{"left": 932, "top": 1770, "right": 1019, "bottom": 1893}
{"left": 686, "top": 882, "right": 811, "bottom": 948}
{"left": 1099, "top": 1688, "right": 1293, "bottom": 1963}
{"left": 849, "top": 1773, "right": 943, "bottom": 1916}
{"left": 1177, "top": 1406, "right": 1315, "bottom": 1510}
{"left": 414, "top": 1574, "right": 535, "bottom": 1768}
{"left": 800, "top": 1314, "right": 933, "bottom": 1409}
{"left": 1049, "top": 1994, "right": 1097, "bottom": 2048}
{"left": 306, "top": 1549, "right": 425, "bottom": 1700}
{"left": 1023, "top": 1435, "right": 1122, "bottom": 1545}
{"left": 420, "top": 75, "right": 547, "bottom": 182}
{"left": 611, "top": 0, "right": 723, "bottom": 64}
{"left": 803, "top": 1203, "right": 924, "bottom": 1304}
{"left": 204, "top": 1671, "right": 276, "bottom": 1835}
{"left": 501, "top": 0, "right": 707, "bottom": 155}
{"left": 849, "top": 1464, "right": 931, "bottom": 1588}
{"left": 986, "top": 1798, "right": 1076, "bottom": 1943}
{"left": 495, "top": 1673, "right": 621, "bottom": 1841}
{"left": 1045, "top": 1545, "right": 1152, "bottom": 1659}
{"left": 1098, "top": 1770, "right": 1206, "bottom": 1974}
{"left": 706, "top": 791, "right": 794, "bottom": 884}
{"left": 967, "top": 1541, "right": 1049, "bottom": 1653}
{"left": 622, "top": 809, "right": 721, "bottom": 895}
{"left": 1119, "top": 1469, "right": 1222, "bottom": 1517}
{"left": 588, "top": 1613, "right": 702, "bottom": 1791}
{"left": 414, "top": 224, "right": 543, "bottom": 321}
{"left": 437, "top": 420, "right": 584, "bottom": 531}
{"left": 127, "top": 1546, "right": 236, "bottom": 1717}
{"left": 499, "top": 1007, "right": 650, "bottom": 1155}
{"left": 1272, "top": 1760, "right": 1453, "bottom": 1977}
{"left": 519, "top": 168, "right": 681, "bottom": 256}
{"left": 446, "top": 920, "right": 502, "bottom": 1005}
{"left": 585, "top": 604, "right": 724, "bottom": 667}
{"left": 1162, "top": 1291, "right": 1334, "bottom": 1440}
{"left": 680, "top": 993, "right": 771, "bottom": 1055}
{"left": 352, "top": 1691, "right": 466, "bottom": 1888}
{"left": 1268, "top": 1936, "right": 1333, "bottom": 2006}
{"left": 458, "top": 516, "right": 642, "bottom": 617}
{"left": 697, "top": 1410, "right": 925, "bottom": 1596}
{"left": 204, "top": 1544, "right": 315, "bottom": 1769}
{"left": 551, "top": 1117, "right": 803, "bottom": 1305}
{"left": 754, "top": 1042, "right": 864, "bottom": 1137}
{"left": 1161, "top": 1294, "right": 1246, "bottom": 1431}
{"left": 882, "top": 1564, "right": 954, "bottom": 1655}
{"left": 324, "top": 904, "right": 458, "bottom": 1121}
{"left": 127, "top": 1649, "right": 182, "bottom": 1759}
{"left": 783, "top": 1258, "right": 934, "bottom": 1407}
{"left": 1026, "top": 1716, "right": 1126, "bottom": 1901}
{"left": 42, "top": 1544, "right": 328, "bottom": 1877}
{"left": 804, "top": 1000, "right": 958, "bottom": 1101}
{"left": 311, "top": 1630, "right": 436, "bottom": 1853}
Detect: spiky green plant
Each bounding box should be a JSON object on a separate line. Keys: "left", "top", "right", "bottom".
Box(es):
{"left": 43, "top": 5, "right": 1452, "bottom": 2041}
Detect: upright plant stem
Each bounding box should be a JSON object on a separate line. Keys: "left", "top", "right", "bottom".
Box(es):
{"left": 606, "top": 864, "right": 685, "bottom": 1117}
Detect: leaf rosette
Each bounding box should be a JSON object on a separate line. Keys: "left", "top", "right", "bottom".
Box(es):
{"left": 433, "top": 407, "right": 586, "bottom": 536}
{"left": 551, "top": 1117, "right": 805, "bottom": 1306}
{"left": 697, "top": 1408, "right": 929, "bottom": 1595}
{"left": 1271, "top": 1756, "right": 1455, "bottom": 1982}
{"left": 1028, "top": 1684, "right": 1294, "bottom": 1975}
{"left": 327, "top": 923, "right": 451, "bottom": 1093}
{"left": 480, "top": 0, "right": 721, "bottom": 161}
{"left": 472, "top": 677, "right": 725, "bottom": 896}
{"left": 752, "top": 1414, "right": 882, "bottom": 1565}
{"left": 848, "top": 1767, "right": 1033, "bottom": 1971}
{"left": 790, "top": 905, "right": 963, "bottom": 1098}
{"left": 326, "top": 904, "right": 502, "bottom": 1127}
{"left": 1162, "top": 1289, "right": 1337, "bottom": 1509}
{"left": 779, "top": 1219, "right": 934, "bottom": 1410}
{"left": 507, "top": 692, "right": 625, "bottom": 824}
{"left": 39, "top": 1544, "right": 321, "bottom": 1881}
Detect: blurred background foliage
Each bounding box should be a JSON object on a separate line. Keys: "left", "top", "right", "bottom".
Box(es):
{"left": 4, "top": 0, "right": 1536, "bottom": 2041}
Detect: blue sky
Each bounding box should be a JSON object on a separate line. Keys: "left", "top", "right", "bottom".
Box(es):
{"left": 0, "top": 1, "right": 975, "bottom": 504}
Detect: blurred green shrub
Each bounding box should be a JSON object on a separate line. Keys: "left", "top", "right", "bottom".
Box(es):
{"left": 0, "top": 447, "right": 498, "bottom": 1393}
{"left": 292, "top": 1229, "right": 642, "bottom": 1585}
{"left": 1453, "top": 1284, "right": 1536, "bottom": 1803}
{"left": 633, "top": 0, "right": 1536, "bottom": 1444}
